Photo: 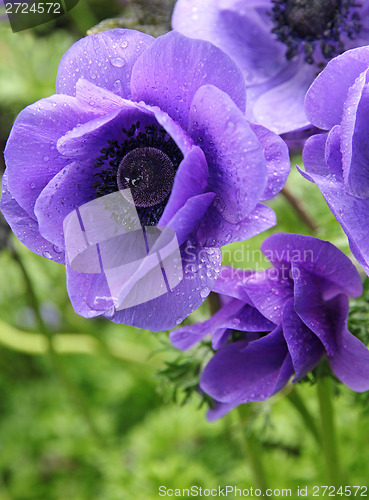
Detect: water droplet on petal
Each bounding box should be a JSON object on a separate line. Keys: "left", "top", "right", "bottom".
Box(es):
{"left": 43, "top": 251, "right": 52, "bottom": 259}
{"left": 111, "top": 57, "right": 125, "bottom": 68}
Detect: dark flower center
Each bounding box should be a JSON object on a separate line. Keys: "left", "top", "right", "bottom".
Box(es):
{"left": 93, "top": 122, "right": 183, "bottom": 226}
{"left": 117, "top": 147, "right": 175, "bottom": 207}
{"left": 271, "top": 0, "right": 362, "bottom": 63}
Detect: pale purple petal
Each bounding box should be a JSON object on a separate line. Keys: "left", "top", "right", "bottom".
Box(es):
{"left": 131, "top": 31, "right": 246, "bottom": 130}
{"left": 252, "top": 64, "right": 315, "bottom": 134}
{"left": 196, "top": 203, "right": 276, "bottom": 248}
{"left": 0, "top": 174, "right": 65, "bottom": 263}
{"left": 300, "top": 171, "right": 369, "bottom": 275}
{"left": 249, "top": 123, "right": 290, "bottom": 201}
{"left": 5, "top": 94, "right": 97, "bottom": 216}
{"left": 163, "top": 192, "right": 216, "bottom": 246}
{"left": 160, "top": 146, "right": 208, "bottom": 225}
{"left": 340, "top": 75, "right": 369, "bottom": 198}
{"left": 188, "top": 84, "right": 267, "bottom": 223}
{"left": 56, "top": 29, "right": 154, "bottom": 98}
{"left": 34, "top": 160, "right": 97, "bottom": 249}
{"left": 172, "top": 0, "right": 286, "bottom": 87}
{"left": 305, "top": 47, "right": 369, "bottom": 130}
{"left": 302, "top": 133, "right": 329, "bottom": 176}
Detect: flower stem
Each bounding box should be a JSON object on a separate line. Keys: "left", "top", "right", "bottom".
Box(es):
{"left": 287, "top": 387, "right": 321, "bottom": 445}
{"left": 317, "top": 376, "right": 341, "bottom": 486}
{"left": 235, "top": 407, "right": 268, "bottom": 491}
{"left": 281, "top": 186, "right": 319, "bottom": 233}
{"left": 9, "top": 243, "right": 106, "bottom": 447}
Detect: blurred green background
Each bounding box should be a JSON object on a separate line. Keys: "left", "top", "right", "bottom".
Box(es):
{"left": 0, "top": 2, "right": 369, "bottom": 498}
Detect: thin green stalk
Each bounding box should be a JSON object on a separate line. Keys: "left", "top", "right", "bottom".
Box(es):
{"left": 317, "top": 377, "right": 341, "bottom": 487}
{"left": 10, "top": 243, "right": 106, "bottom": 447}
{"left": 281, "top": 186, "right": 319, "bottom": 233}
{"left": 287, "top": 388, "right": 321, "bottom": 445}
{"left": 235, "top": 407, "right": 268, "bottom": 491}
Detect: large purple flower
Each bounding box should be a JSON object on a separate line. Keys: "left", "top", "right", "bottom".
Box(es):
{"left": 302, "top": 46, "right": 369, "bottom": 276}
{"left": 172, "top": 0, "right": 369, "bottom": 135}
{"left": 171, "top": 233, "right": 369, "bottom": 420}
{"left": 0, "top": 29, "right": 289, "bottom": 330}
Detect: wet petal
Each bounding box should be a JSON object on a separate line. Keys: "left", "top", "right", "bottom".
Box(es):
{"left": 131, "top": 31, "right": 246, "bottom": 130}
{"left": 56, "top": 29, "right": 154, "bottom": 98}
{"left": 188, "top": 84, "right": 267, "bottom": 223}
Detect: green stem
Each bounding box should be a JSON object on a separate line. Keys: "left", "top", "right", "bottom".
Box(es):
{"left": 287, "top": 388, "right": 321, "bottom": 445}
{"left": 317, "top": 377, "right": 340, "bottom": 486}
{"left": 281, "top": 186, "right": 319, "bottom": 233}
{"left": 9, "top": 243, "right": 105, "bottom": 447}
{"left": 235, "top": 408, "right": 268, "bottom": 491}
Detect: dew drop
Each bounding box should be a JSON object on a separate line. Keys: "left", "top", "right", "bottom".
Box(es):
{"left": 200, "top": 287, "right": 210, "bottom": 298}
{"left": 52, "top": 245, "right": 63, "bottom": 254}
{"left": 111, "top": 57, "right": 125, "bottom": 68}
{"left": 43, "top": 251, "right": 52, "bottom": 259}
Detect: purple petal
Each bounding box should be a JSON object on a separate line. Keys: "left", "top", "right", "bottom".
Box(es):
{"left": 108, "top": 241, "right": 222, "bottom": 330}
{"left": 196, "top": 203, "right": 276, "bottom": 247}
{"left": 252, "top": 64, "right": 315, "bottom": 134}
{"left": 57, "top": 98, "right": 156, "bottom": 161}
{"left": 130, "top": 31, "right": 246, "bottom": 130}
{"left": 200, "top": 326, "right": 290, "bottom": 404}
{"left": 66, "top": 239, "right": 222, "bottom": 328}
{"left": 0, "top": 174, "right": 65, "bottom": 263}
{"left": 300, "top": 172, "right": 369, "bottom": 275}
{"left": 340, "top": 73, "right": 369, "bottom": 198}
{"left": 245, "top": 270, "right": 294, "bottom": 324}
{"left": 188, "top": 84, "right": 267, "bottom": 223}
{"left": 34, "top": 160, "right": 97, "bottom": 249}
{"left": 293, "top": 266, "right": 349, "bottom": 355}
{"left": 172, "top": 0, "right": 286, "bottom": 87}
{"left": 56, "top": 29, "right": 154, "bottom": 98}
{"left": 305, "top": 47, "right": 369, "bottom": 130}
{"left": 325, "top": 125, "right": 344, "bottom": 177}
{"left": 328, "top": 326, "right": 369, "bottom": 392}
{"left": 206, "top": 400, "right": 240, "bottom": 422}
{"left": 302, "top": 133, "right": 330, "bottom": 176}
{"left": 163, "top": 192, "right": 216, "bottom": 246}
{"left": 212, "top": 266, "right": 254, "bottom": 303}
{"left": 170, "top": 298, "right": 245, "bottom": 350}
{"left": 160, "top": 146, "right": 208, "bottom": 225}
{"left": 261, "top": 233, "right": 362, "bottom": 298}
{"left": 249, "top": 123, "right": 290, "bottom": 200}
{"left": 5, "top": 94, "right": 97, "bottom": 216}
{"left": 282, "top": 298, "right": 324, "bottom": 381}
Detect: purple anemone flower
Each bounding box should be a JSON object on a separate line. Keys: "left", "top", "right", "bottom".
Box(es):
{"left": 171, "top": 233, "right": 369, "bottom": 420}
{"left": 0, "top": 29, "right": 289, "bottom": 330}
{"left": 302, "top": 46, "right": 369, "bottom": 276}
{"left": 172, "top": 0, "right": 369, "bottom": 135}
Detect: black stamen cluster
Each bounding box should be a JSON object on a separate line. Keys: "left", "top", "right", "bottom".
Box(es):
{"left": 93, "top": 122, "right": 184, "bottom": 226}
{"left": 270, "top": 0, "right": 362, "bottom": 64}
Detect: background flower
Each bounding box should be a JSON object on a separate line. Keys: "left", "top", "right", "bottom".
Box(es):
{"left": 1, "top": 29, "right": 289, "bottom": 330}
{"left": 172, "top": 0, "right": 369, "bottom": 135}
{"left": 171, "top": 233, "right": 369, "bottom": 420}
{"left": 303, "top": 46, "right": 369, "bottom": 276}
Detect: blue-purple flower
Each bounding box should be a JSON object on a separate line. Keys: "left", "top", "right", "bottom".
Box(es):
{"left": 172, "top": 0, "right": 369, "bottom": 135}
{"left": 0, "top": 29, "right": 289, "bottom": 330}
{"left": 303, "top": 46, "right": 369, "bottom": 276}
{"left": 171, "top": 233, "right": 369, "bottom": 420}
